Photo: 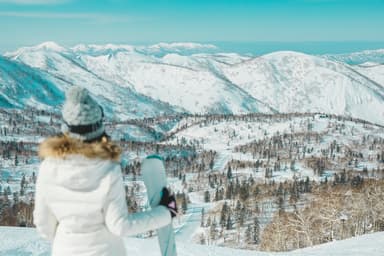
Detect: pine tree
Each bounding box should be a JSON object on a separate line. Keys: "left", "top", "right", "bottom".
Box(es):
{"left": 245, "top": 224, "right": 252, "bottom": 243}
{"left": 226, "top": 215, "right": 233, "bottom": 230}
{"left": 201, "top": 208, "right": 205, "bottom": 227}
{"left": 210, "top": 217, "right": 217, "bottom": 240}
{"left": 235, "top": 200, "right": 241, "bottom": 212}
{"left": 206, "top": 216, "right": 211, "bottom": 227}
{"left": 220, "top": 202, "right": 228, "bottom": 227}
{"left": 277, "top": 196, "right": 285, "bottom": 214}
{"left": 277, "top": 182, "right": 284, "bottom": 196}
{"left": 20, "top": 174, "right": 26, "bottom": 196}
{"left": 239, "top": 207, "right": 246, "bottom": 226}
{"left": 240, "top": 180, "right": 249, "bottom": 201}
{"left": 215, "top": 188, "right": 219, "bottom": 201}
{"left": 6, "top": 186, "right": 11, "bottom": 196}
{"left": 14, "top": 154, "right": 19, "bottom": 166}
{"left": 209, "top": 159, "right": 214, "bottom": 170}
{"left": 204, "top": 190, "right": 210, "bottom": 203}
{"left": 227, "top": 165, "right": 232, "bottom": 180}
{"left": 253, "top": 217, "right": 260, "bottom": 244}
{"left": 226, "top": 182, "right": 233, "bottom": 199}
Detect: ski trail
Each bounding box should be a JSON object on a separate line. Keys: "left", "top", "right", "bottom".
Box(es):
{"left": 173, "top": 150, "right": 232, "bottom": 242}
{"left": 175, "top": 205, "right": 204, "bottom": 242}
{"left": 212, "top": 150, "right": 232, "bottom": 172}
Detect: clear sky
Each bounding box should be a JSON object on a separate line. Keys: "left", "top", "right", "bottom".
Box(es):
{"left": 1, "top": 0, "right": 384, "bottom": 52}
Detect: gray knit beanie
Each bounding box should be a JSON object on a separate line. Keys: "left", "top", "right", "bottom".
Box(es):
{"left": 61, "top": 86, "right": 105, "bottom": 141}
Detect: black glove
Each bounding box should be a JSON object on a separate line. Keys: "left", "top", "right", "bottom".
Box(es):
{"left": 159, "top": 187, "right": 178, "bottom": 218}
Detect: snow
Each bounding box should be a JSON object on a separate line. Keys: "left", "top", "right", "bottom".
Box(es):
{"left": 166, "top": 114, "right": 384, "bottom": 183}
{"left": 74, "top": 50, "right": 272, "bottom": 115}
{"left": 0, "top": 226, "right": 382, "bottom": 256}
{"left": 9, "top": 42, "right": 67, "bottom": 59}
{"left": 1, "top": 50, "right": 178, "bottom": 119}
{"left": 168, "top": 118, "right": 299, "bottom": 152}
{"left": 3, "top": 43, "right": 384, "bottom": 123}
{"left": 144, "top": 42, "right": 218, "bottom": 52}
{"left": 71, "top": 44, "right": 135, "bottom": 54}
{"left": 0, "top": 55, "right": 64, "bottom": 109}
{"left": 323, "top": 49, "right": 384, "bottom": 65}
{"left": 354, "top": 64, "right": 384, "bottom": 88}
{"left": 222, "top": 51, "right": 384, "bottom": 125}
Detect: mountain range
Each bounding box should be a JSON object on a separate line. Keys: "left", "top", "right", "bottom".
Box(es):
{"left": 1, "top": 42, "right": 384, "bottom": 124}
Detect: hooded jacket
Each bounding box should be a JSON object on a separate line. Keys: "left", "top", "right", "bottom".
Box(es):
{"left": 33, "top": 135, "right": 171, "bottom": 256}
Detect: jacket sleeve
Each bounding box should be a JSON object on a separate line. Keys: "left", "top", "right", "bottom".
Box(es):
{"left": 33, "top": 160, "right": 58, "bottom": 241}
{"left": 104, "top": 166, "right": 171, "bottom": 237}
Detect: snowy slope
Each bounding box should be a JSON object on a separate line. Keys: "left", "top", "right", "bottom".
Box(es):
{"left": 166, "top": 114, "right": 384, "bottom": 183}
{"left": 2, "top": 43, "right": 180, "bottom": 119}
{"left": 223, "top": 51, "right": 384, "bottom": 125}
{"left": 0, "top": 55, "right": 64, "bottom": 109}
{"left": 6, "top": 42, "right": 273, "bottom": 115}
{"left": 323, "top": 49, "right": 384, "bottom": 65}
{"left": 69, "top": 44, "right": 273, "bottom": 114}
{"left": 136, "top": 42, "right": 219, "bottom": 57}
{"left": 3, "top": 42, "right": 384, "bottom": 123}
{"left": 75, "top": 50, "right": 271, "bottom": 114}
{"left": 0, "top": 227, "right": 382, "bottom": 256}
{"left": 353, "top": 63, "right": 384, "bottom": 87}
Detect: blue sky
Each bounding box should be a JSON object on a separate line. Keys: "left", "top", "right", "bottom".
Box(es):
{"left": 0, "top": 0, "right": 383, "bottom": 52}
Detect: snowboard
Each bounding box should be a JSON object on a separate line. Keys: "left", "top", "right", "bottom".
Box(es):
{"left": 141, "top": 155, "right": 177, "bottom": 256}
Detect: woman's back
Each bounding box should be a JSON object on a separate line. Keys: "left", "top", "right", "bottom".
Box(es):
{"left": 35, "top": 135, "right": 127, "bottom": 256}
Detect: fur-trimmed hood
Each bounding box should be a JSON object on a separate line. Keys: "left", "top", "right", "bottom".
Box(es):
{"left": 38, "top": 135, "right": 122, "bottom": 191}
{"left": 39, "top": 134, "right": 121, "bottom": 161}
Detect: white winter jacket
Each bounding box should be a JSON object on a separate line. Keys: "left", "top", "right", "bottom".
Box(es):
{"left": 33, "top": 135, "right": 171, "bottom": 256}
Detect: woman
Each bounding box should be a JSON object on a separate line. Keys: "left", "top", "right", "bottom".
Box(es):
{"left": 33, "top": 86, "right": 176, "bottom": 256}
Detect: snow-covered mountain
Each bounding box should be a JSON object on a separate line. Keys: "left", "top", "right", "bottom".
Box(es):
{"left": 0, "top": 55, "right": 64, "bottom": 109}
{"left": 4, "top": 42, "right": 273, "bottom": 116}
{"left": 222, "top": 51, "right": 384, "bottom": 125}
{"left": 2, "top": 42, "right": 384, "bottom": 123}
{"left": 353, "top": 63, "right": 384, "bottom": 88}
{"left": 323, "top": 49, "right": 384, "bottom": 65}
{"left": 1, "top": 42, "right": 181, "bottom": 119}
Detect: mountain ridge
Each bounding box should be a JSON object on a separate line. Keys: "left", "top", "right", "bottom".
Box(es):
{"left": 2, "top": 42, "right": 384, "bottom": 124}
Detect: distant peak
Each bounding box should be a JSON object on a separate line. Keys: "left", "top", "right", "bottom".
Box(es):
{"left": 71, "top": 43, "right": 135, "bottom": 53}
{"left": 349, "top": 48, "right": 384, "bottom": 55}
{"left": 148, "top": 42, "right": 218, "bottom": 50}
{"left": 4, "top": 41, "right": 66, "bottom": 58}
{"left": 262, "top": 50, "right": 311, "bottom": 58}
{"left": 35, "top": 41, "right": 66, "bottom": 51}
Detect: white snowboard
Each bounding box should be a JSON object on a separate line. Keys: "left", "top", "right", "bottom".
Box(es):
{"left": 141, "top": 156, "right": 177, "bottom": 256}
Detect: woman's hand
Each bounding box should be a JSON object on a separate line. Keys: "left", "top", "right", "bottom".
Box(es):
{"left": 159, "top": 187, "right": 178, "bottom": 218}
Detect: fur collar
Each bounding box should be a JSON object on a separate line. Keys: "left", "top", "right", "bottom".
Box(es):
{"left": 39, "top": 134, "right": 121, "bottom": 161}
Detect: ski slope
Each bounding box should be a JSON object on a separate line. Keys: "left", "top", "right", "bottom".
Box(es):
{"left": 0, "top": 227, "right": 382, "bottom": 256}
